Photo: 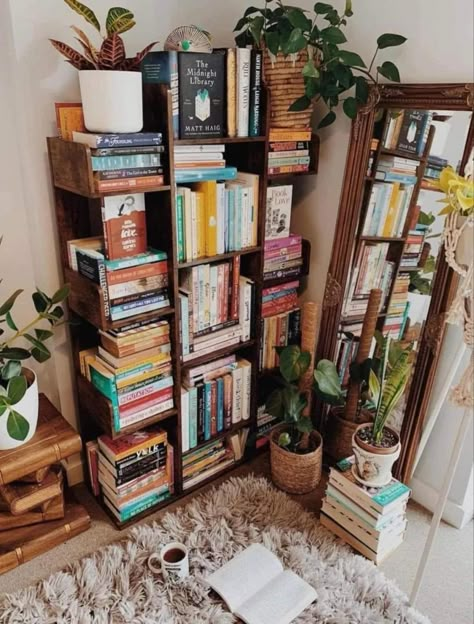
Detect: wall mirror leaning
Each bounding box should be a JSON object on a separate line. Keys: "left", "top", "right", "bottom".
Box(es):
{"left": 317, "top": 83, "right": 474, "bottom": 483}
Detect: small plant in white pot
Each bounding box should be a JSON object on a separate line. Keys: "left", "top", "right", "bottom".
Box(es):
{"left": 352, "top": 335, "right": 414, "bottom": 487}
{"left": 50, "top": 2, "right": 158, "bottom": 133}
{"left": 0, "top": 270, "right": 69, "bottom": 450}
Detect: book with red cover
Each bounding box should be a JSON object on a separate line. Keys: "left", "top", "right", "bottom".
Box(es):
{"left": 102, "top": 193, "right": 147, "bottom": 260}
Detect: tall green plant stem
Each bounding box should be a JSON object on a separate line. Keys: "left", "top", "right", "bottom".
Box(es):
{"left": 2, "top": 314, "right": 43, "bottom": 348}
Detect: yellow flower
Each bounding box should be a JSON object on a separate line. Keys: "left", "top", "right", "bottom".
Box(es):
{"left": 439, "top": 166, "right": 474, "bottom": 216}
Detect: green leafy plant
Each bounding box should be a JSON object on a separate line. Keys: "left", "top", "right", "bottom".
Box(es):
{"left": 50, "top": 1, "right": 158, "bottom": 70}
{"left": 234, "top": 1, "right": 406, "bottom": 128}
{"left": 0, "top": 243, "right": 69, "bottom": 440}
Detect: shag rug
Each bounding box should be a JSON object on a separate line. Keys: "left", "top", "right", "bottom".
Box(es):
{"left": 0, "top": 476, "right": 430, "bottom": 624}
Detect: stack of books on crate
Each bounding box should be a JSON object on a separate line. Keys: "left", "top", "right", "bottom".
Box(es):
{"left": 174, "top": 148, "right": 237, "bottom": 183}
{"left": 182, "top": 439, "right": 236, "bottom": 491}
{"left": 259, "top": 308, "right": 301, "bottom": 371}
{"left": 179, "top": 258, "right": 254, "bottom": 361}
{"left": 382, "top": 109, "right": 433, "bottom": 156}
{"left": 142, "top": 49, "right": 262, "bottom": 140}
{"left": 383, "top": 274, "right": 411, "bottom": 339}
{"left": 321, "top": 456, "right": 410, "bottom": 564}
{"left": 268, "top": 128, "right": 312, "bottom": 175}
{"left": 366, "top": 138, "right": 379, "bottom": 177}
{"left": 264, "top": 234, "right": 303, "bottom": 282}
{"left": 376, "top": 156, "right": 418, "bottom": 185}
{"left": 180, "top": 355, "right": 252, "bottom": 452}
{"left": 87, "top": 428, "right": 173, "bottom": 523}
{"left": 262, "top": 280, "right": 299, "bottom": 318}
{"left": 421, "top": 155, "right": 448, "bottom": 190}
{"left": 71, "top": 131, "right": 165, "bottom": 192}
{"left": 175, "top": 173, "right": 259, "bottom": 261}
{"left": 80, "top": 319, "right": 174, "bottom": 433}
{"left": 362, "top": 181, "right": 413, "bottom": 238}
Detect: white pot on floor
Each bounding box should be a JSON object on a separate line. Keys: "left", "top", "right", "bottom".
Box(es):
{"left": 0, "top": 369, "right": 39, "bottom": 450}
{"left": 79, "top": 70, "right": 143, "bottom": 133}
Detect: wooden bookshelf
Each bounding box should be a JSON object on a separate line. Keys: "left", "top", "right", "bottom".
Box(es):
{"left": 47, "top": 85, "right": 318, "bottom": 528}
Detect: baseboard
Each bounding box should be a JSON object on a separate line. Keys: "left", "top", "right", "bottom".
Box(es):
{"left": 62, "top": 453, "right": 85, "bottom": 487}
{"left": 410, "top": 476, "right": 474, "bottom": 529}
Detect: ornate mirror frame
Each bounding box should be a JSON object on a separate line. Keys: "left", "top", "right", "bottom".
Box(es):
{"left": 317, "top": 83, "right": 474, "bottom": 483}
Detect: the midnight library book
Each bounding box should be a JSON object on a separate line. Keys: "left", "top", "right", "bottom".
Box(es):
{"left": 178, "top": 53, "right": 225, "bottom": 139}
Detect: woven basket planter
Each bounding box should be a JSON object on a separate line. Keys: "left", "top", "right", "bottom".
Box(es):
{"left": 263, "top": 49, "right": 313, "bottom": 129}
{"left": 324, "top": 407, "right": 373, "bottom": 462}
{"left": 270, "top": 424, "right": 322, "bottom": 494}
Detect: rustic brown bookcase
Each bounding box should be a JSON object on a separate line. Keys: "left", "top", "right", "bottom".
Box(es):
{"left": 47, "top": 87, "right": 317, "bottom": 528}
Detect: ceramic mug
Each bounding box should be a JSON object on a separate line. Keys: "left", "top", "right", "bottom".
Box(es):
{"left": 148, "top": 542, "right": 189, "bottom": 580}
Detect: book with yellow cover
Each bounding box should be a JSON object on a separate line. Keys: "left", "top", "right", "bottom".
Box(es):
{"left": 269, "top": 128, "right": 312, "bottom": 142}
{"left": 382, "top": 182, "right": 401, "bottom": 237}
{"left": 55, "top": 102, "right": 85, "bottom": 140}
{"left": 195, "top": 181, "right": 218, "bottom": 256}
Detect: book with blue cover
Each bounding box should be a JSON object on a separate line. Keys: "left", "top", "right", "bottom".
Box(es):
{"left": 175, "top": 167, "right": 237, "bottom": 183}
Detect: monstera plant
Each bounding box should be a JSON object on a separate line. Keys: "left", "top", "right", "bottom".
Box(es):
{"left": 50, "top": 1, "right": 158, "bottom": 132}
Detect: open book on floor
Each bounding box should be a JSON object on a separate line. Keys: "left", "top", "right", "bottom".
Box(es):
{"left": 207, "top": 543, "right": 317, "bottom": 624}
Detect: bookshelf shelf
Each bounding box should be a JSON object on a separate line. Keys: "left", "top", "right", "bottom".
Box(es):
{"left": 360, "top": 236, "right": 406, "bottom": 243}
{"left": 181, "top": 339, "right": 256, "bottom": 369}
{"left": 182, "top": 421, "right": 249, "bottom": 457}
{"left": 175, "top": 136, "right": 267, "bottom": 145}
{"left": 177, "top": 247, "right": 262, "bottom": 269}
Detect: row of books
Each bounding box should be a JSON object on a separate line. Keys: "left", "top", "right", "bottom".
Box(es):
{"left": 335, "top": 332, "right": 359, "bottom": 385}
{"left": 72, "top": 131, "right": 165, "bottom": 192}
{"left": 262, "top": 280, "right": 299, "bottom": 319}
{"left": 79, "top": 320, "right": 174, "bottom": 432}
{"left": 383, "top": 109, "right": 433, "bottom": 156}
{"left": 87, "top": 428, "right": 174, "bottom": 523}
{"left": 366, "top": 138, "right": 379, "bottom": 177}
{"left": 256, "top": 404, "right": 281, "bottom": 449}
{"left": 259, "top": 308, "right": 301, "bottom": 371}
{"left": 400, "top": 230, "right": 425, "bottom": 269}
{"left": 344, "top": 242, "right": 390, "bottom": 314}
{"left": 182, "top": 439, "right": 235, "bottom": 490}
{"left": 362, "top": 181, "right": 413, "bottom": 239}
{"left": 375, "top": 155, "right": 418, "bottom": 185}
{"left": 267, "top": 130, "right": 313, "bottom": 176}
{"left": 180, "top": 356, "right": 252, "bottom": 452}
{"left": 321, "top": 456, "right": 410, "bottom": 564}
{"left": 421, "top": 155, "right": 448, "bottom": 191}
{"left": 175, "top": 172, "right": 259, "bottom": 261}
{"left": 264, "top": 234, "right": 303, "bottom": 282}
{"left": 142, "top": 49, "right": 262, "bottom": 140}
{"left": 383, "top": 273, "right": 411, "bottom": 339}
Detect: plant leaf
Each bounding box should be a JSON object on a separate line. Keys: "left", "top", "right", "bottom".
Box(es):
{"left": 234, "top": 17, "right": 248, "bottom": 32}
{"left": 288, "top": 8, "right": 312, "bottom": 31}
{"left": 244, "top": 6, "right": 260, "bottom": 17}
{"left": 34, "top": 328, "right": 54, "bottom": 341}
{"left": 70, "top": 25, "right": 99, "bottom": 60}
{"left": 368, "top": 368, "right": 381, "bottom": 406}
{"left": 266, "top": 388, "right": 284, "bottom": 420}
{"left": 7, "top": 410, "right": 30, "bottom": 441}
{"left": 265, "top": 31, "right": 280, "bottom": 56}
{"left": 121, "top": 41, "right": 159, "bottom": 70}
{"left": 51, "top": 284, "right": 70, "bottom": 304}
{"left": 1, "top": 361, "right": 21, "bottom": 381}
{"left": 32, "top": 290, "right": 50, "bottom": 314}
{"left": 289, "top": 95, "right": 312, "bottom": 112}
{"left": 343, "top": 96, "right": 358, "bottom": 118}
{"left": 7, "top": 375, "right": 27, "bottom": 405}
{"left": 314, "top": 2, "right": 333, "bottom": 14}
{"left": 0, "top": 348, "right": 30, "bottom": 361}
{"left": 355, "top": 76, "right": 369, "bottom": 103}
{"left": 0, "top": 290, "right": 23, "bottom": 316}
{"left": 314, "top": 359, "right": 343, "bottom": 400}
{"left": 320, "top": 26, "right": 347, "bottom": 44}
{"left": 284, "top": 28, "right": 307, "bottom": 54}
{"left": 282, "top": 387, "right": 307, "bottom": 422}
{"left": 249, "top": 16, "right": 265, "bottom": 45}
{"left": 279, "top": 345, "right": 311, "bottom": 383}
{"left": 98, "top": 34, "right": 126, "bottom": 70}
{"left": 106, "top": 7, "right": 135, "bottom": 35}
{"left": 296, "top": 416, "right": 313, "bottom": 433}
{"left": 377, "top": 33, "right": 407, "bottom": 49}
{"left": 377, "top": 61, "right": 401, "bottom": 82}
{"left": 302, "top": 59, "right": 320, "bottom": 78}
{"left": 64, "top": 0, "right": 100, "bottom": 31}
{"left": 317, "top": 110, "right": 336, "bottom": 128}
{"left": 0, "top": 404, "right": 7, "bottom": 417}
{"left": 5, "top": 311, "right": 17, "bottom": 331}
{"left": 338, "top": 50, "right": 366, "bottom": 67}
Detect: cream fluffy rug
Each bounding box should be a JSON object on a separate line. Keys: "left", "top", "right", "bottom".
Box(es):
{"left": 0, "top": 476, "right": 430, "bottom": 624}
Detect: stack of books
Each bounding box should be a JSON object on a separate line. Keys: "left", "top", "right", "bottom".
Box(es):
{"left": 383, "top": 109, "right": 433, "bottom": 156}
{"left": 71, "top": 131, "right": 165, "bottom": 192}
{"left": 321, "top": 456, "right": 410, "bottom": 564}
{"left": 259, "top": 308, "right": 301, "bottom": 370}
{"left": 366, "top": 138, "right": 379, "bottom": 177}
{"left": 268, "top": 128, "right": 312, "bottom": 175}
{"left": 400, "top": 231, "right": 425, "bottom": 269}
{"left": 175, "top": 173, "right": 259, "bottom": 262}
{"left": 376, "top": 156, "right": 418, "bottom": 185}
{"left": 421, "top": 155, "right": 448, "bottom": 190}
{"left": 182, "top": 439, "right": 236, "bottom": 490}
{"left": 264, "top": 234, "right": 303, "bottom": 282}
{"left": 80, "top": 320, "right": 174, "bottom": 432}
{"left": 256, "top": 403, "right": 281, "bottom": 449}
{"left": 142, "top": 49, "right": 263, "bottom": 140}
{"left": 262, "top": 280, "right": 299, "bottom": 318}
{"left": 383, "top": 273, "right": 411, "bottom": 338}
{"left": 178, "top": 258, "right": 254, "bottom": 361}
{"left": 335, "top": 332, "right": 359, "bottom": 384}
{"left": 89, "top": 428, "right": 173, "bottom": 523}
{"left": 180, "top": 356, "right": 252, "bottom": 452}
{"left": 362, "top": 181, "right": 413, "bottom": 238}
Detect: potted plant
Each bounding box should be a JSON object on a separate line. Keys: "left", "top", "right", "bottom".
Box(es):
{"left": 234, "top": 1, "right": 406, "bottom": 129}
{"left": 351, "top": 335, "right": 414, "bottom": 487}
{"left": 50, "top": 2, "right": 158, "bottom": 133}
{"left": 0, "top": 275, "right": 69, "bottom": 450}
{"left": 438, "top": 167, "right": 474, "bottom": 269}
{"left": 266, "top": 345, "right": 343, "bottom": 493}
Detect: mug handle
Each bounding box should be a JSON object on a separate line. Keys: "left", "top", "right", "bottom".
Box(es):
{"left": 147, "top": 553, "right": 162, "bottom": 575}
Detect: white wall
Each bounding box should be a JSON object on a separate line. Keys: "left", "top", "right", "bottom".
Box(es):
{"left": 3, "top": 0, "right": 473, "bottom": 497}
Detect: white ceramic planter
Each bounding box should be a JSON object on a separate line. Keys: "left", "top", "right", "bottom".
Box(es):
{"left": 79, "top": 70, "right": 143, "bottom": 133}
{"left": 0, "top": 369, "right": 39, "bottom": 450}
{"left": 455, "top": 215, "right": 473, "bottom": 268}
{"left": 352, "top": 424, "right": 400, "bottom": 488}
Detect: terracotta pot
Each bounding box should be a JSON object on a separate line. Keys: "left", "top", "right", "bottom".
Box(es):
{"left": 324, "top": 407, "right": 373, "bottom": 462}
{"left": 0, "top": 368, "right": 39, "bottom": 450}
{"left": 351, "top": 423, "right": 400, "bottom": 487}
{"left": 270, "top": 424, "right": 322, "bottom": 494}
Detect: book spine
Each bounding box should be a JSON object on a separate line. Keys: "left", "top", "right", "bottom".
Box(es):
{"left": 268, "top": 157, "right": 310, "bottom": 167}
{"left": 223, "top": 374, "right": 232, "bottom": 429}
{"left": 111, "top": 293, "right": 169, "bottom": 313}
{"left": 268, "top": 164, "right": 309, "bottom": 175}
{"left": 210, "top": 380, "right": 217, "bottom": 436}
{"left": 77, "top": 133, "right": 163, "bottom": 147}
{"left": 106, "top": 261, "right": 168, "bottom": 285}
{"left": 236, "top": 48, "right": 251, "bottom": 138}
{"left": 263, "top": 266, "right": 302, "bottom": 281}
{"left": 169, "top": 51, "right": 180, "bottom": 140}
{"left": 91, "top": 155, "right": 162, "bottom": 171}
{"left": 216, "top": 377, "right": 224, "bottom": 432}
{"left": 176, "top": 194, "right": 185, "bottom": 262}
{"left": 116, "top": 490, "right": 171, "bottom": 522}
{"left": 230, "top": 256, "right": 240, "bottom": 320}
{"left": 197, "top": 384, "right": 205, "bottom": 443}
{"left": 92, "top": 146, "right": 165, "bottom": 156}
{"left": 264, "top": 235, "right": 302, "bottom": 252}
{"left": 268, "top": 131, "right": 311, "bottom": 141}
{"left": 269, "top": 141, "right": 309, "bottom": 151}
{"left": 110, "top": 287, "right": 168, "bottom": 307}
{"left": 181, "top": 388, "right": 190, "bottom": 453}
{"left": 86, "top": 441, "right": 100, "bottom": 496}
{"left": 95, "top": 176, "right": 164, "bottom": 191}
{"left": 119, "top": 397, "right": 174, "bottom": 428}
{"left": 226, "top": 48, "right": 237, "bottom": 138}
{"left": 249, "top": 50, "right": 262, "bottom": 137}
{"left": 204, "top": 381, "right": 212, "bottom": 441}
{"left": 189, "top": 386, "right": 198, "bottom": 448}
{"left": 232, "top": 366, "right": 243, "bottom": 424}
{"left": 268, "top": 150, "right": 309, "bottom": 159}
{"left": 104, "top": 250, "right": 167, "bottom": 272}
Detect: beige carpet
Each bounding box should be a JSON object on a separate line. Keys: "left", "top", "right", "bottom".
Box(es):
{"left": 0, "top": 456, "right": 472, "bottom": 624}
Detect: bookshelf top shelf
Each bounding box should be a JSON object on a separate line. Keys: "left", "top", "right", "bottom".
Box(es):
{"left": 174, "top": 136, "right": 267, "bottom": 145}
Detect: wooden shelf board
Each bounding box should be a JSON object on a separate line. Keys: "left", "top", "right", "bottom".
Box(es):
{"left": 182, "top": 421, "right": 249, "bottom": 458}
{"left": 174, "top": 137, "right": 267, "bottom": 145}
{"left": 380, "top": 148, "right": 423, "bottom": 162}
{"left": 53, "top": 183, "right": 171, "bottom": 199}
{"left": 178, "top": 246, "right": 262, "bottom": 269}
{"left": 360, "top": 236, "right": 406, "bottom": 243}
{"left": 106, "top": 307, "right": 175, "bottom": 331}
{"left": 181, "top": 339, "right": 256, "bottom": 369}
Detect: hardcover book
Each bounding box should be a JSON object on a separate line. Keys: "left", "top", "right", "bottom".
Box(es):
{"left": 102, "top": 193, "right": 147, "bottom": 260}
{"left": 265, "top": 185, "right": 293, "bottom": 240}
{"left": 178, "top": 53, "right": 225, "bottom": 139}
{"left": 141, "top": 51, "right": 179, "bottom": 139}
{"left": 396, "top": 110, "right": 426, "bottom": 154}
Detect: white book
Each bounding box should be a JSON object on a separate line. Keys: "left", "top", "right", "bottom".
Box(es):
{"left": 231, "top": 365, "right": 243, "bottom": 424}
{"left": 236, "top": 48, "right": 251, "bottom": 138}
{"left": 174, "top": 144, "right": 225, "bottom": 153}
{"left": 238, "top": 359, "right": 252, "bottom": 421}
{"left": 362, "top": 186, "right": 379, "bottom": 235}
{"left": 207, "top": 544, "right": 317, "bottom": 624}
{"left": 235, "top": 171, "right": 259, "bottom": 246}
{"left": 181, "top": 388, "right": 190, "bottom": 453}
{"left": 239, "top": 276, "right": 252, "bottom": 342}
{"left": 265, "top": 185, "right": 292, "bottom": 240}
{"left": 241, "top": 187, "right": 250, "bottom": 248}
{"left": 190, "top": 192, "right": 199, "bottom": 260}
{"left": 119, "top": 398, "right": 174, "bottom": 428}
{"left": 182, "top": 336, "right": 241, "bottom": 363}
{"left": 383, "top": 116, "right": 397, "bottom": 148}
{"left": 209, "top": 266, "right": 219, "bottom": 327}
{"left": 216, "top": 182, "right": 226, "bottom": 254}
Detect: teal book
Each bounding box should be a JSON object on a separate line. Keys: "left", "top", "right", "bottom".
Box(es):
{"left": 189, "top": 386, "right": 198, "bottom": 448}
{"left": 377, "top": 172, "right": 417, "bottom": 185}
{"left": 216, "top": 377, "right": 224, "bottom": 432}
{"left": 204, "top": 381, "right": 212, "bottom": 441}
{"left": 176, "top": 194, "right": 185, "bottom": 262}
{"left": 118, "top": 489, "right": 171, "bottom": 522}
{"left": 104, "top": 248, "right": 167, "bottom": 272}
{"left": 89, "top": 366, "right": 120, "bottom": 432}
{"left": 399, "top": 301, "right": 411, "bottom": 339}
{"left": 175, "top": 167, "right": 237, "bottom": 184}
{"left": 91, "top": 153, "right": 162, "bottom": 171}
